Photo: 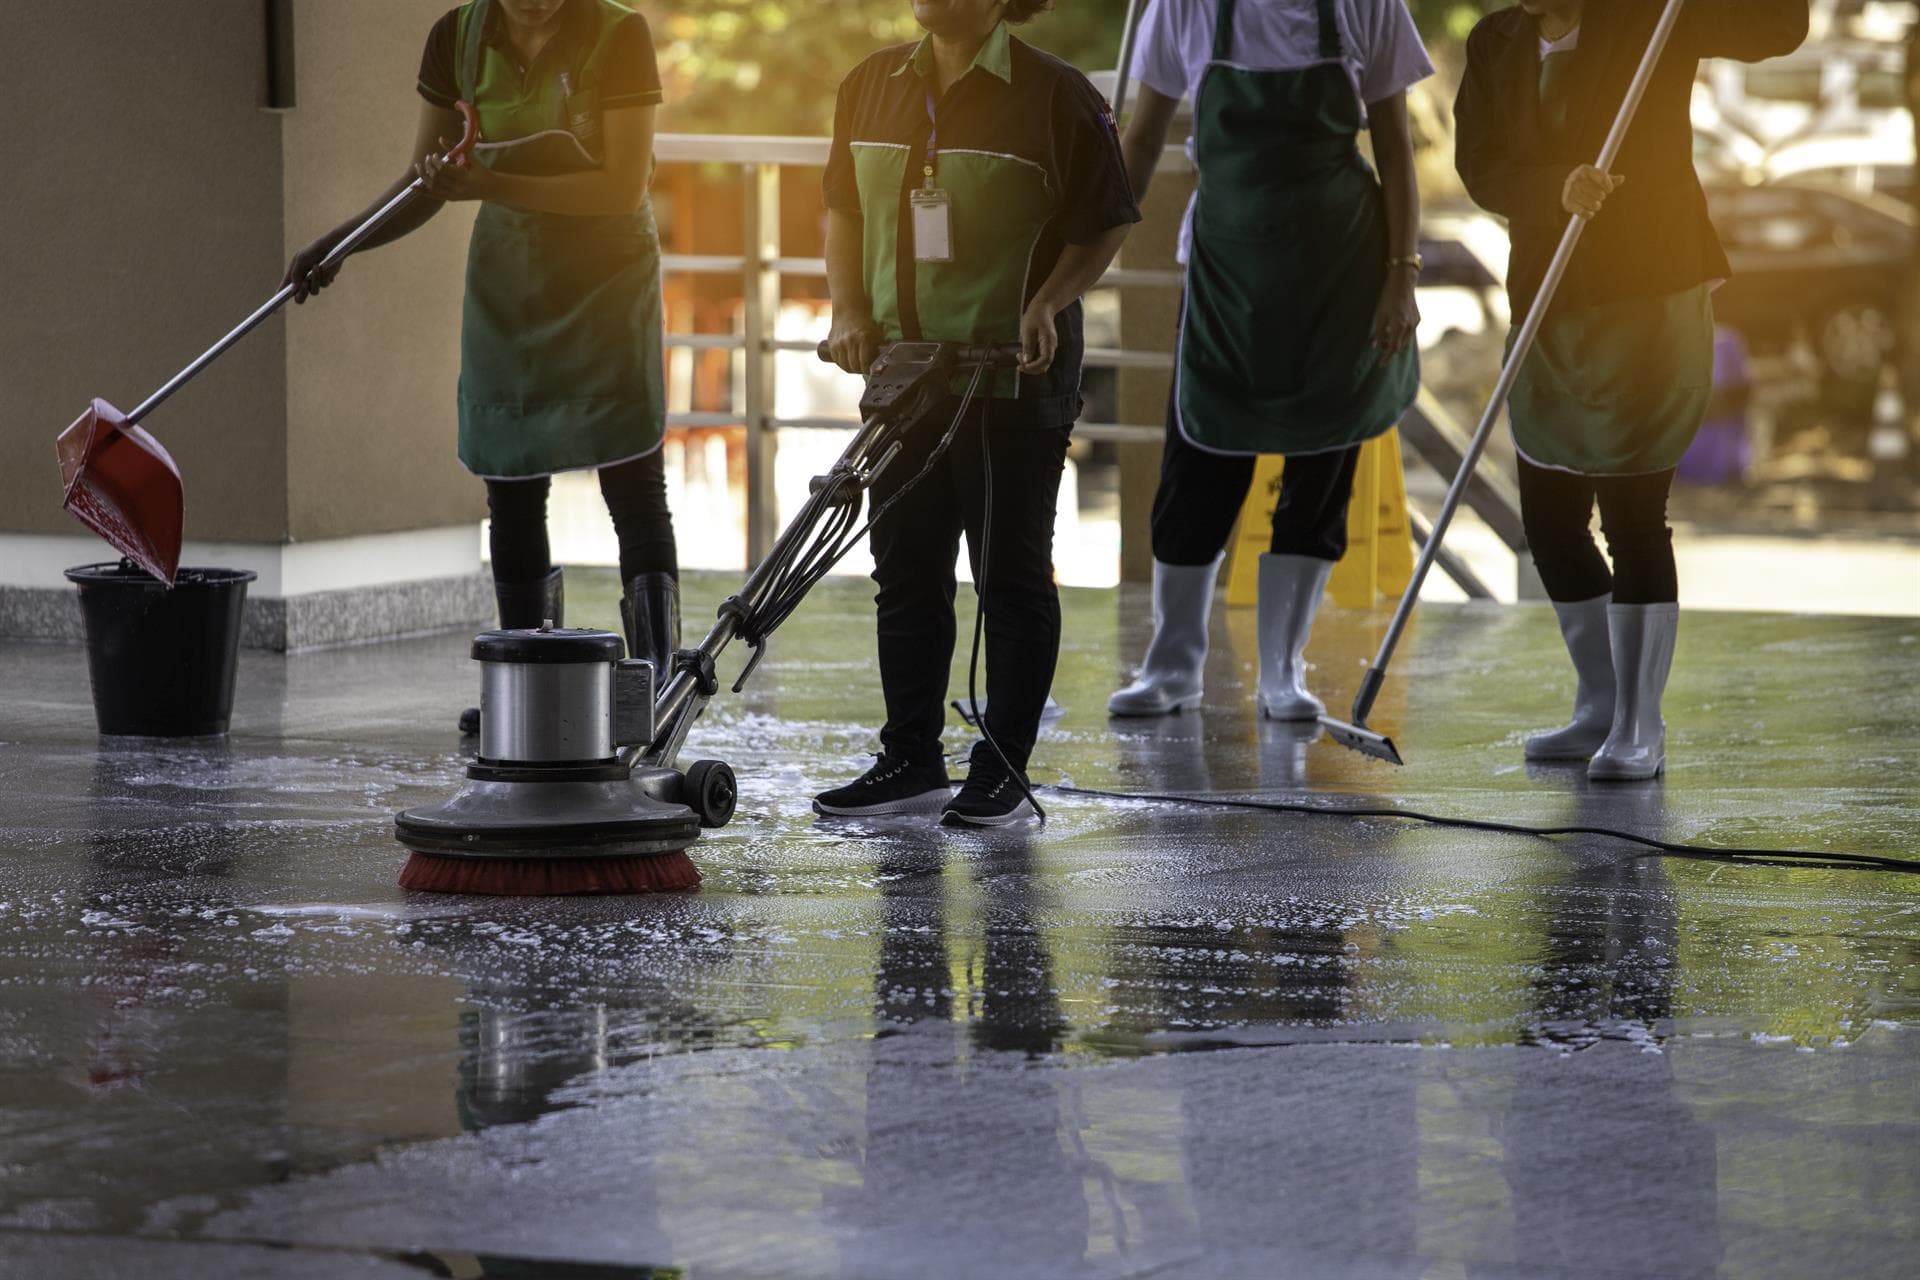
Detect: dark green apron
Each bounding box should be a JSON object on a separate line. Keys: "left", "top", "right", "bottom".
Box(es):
{"left": 1509, "top": 43, "right": 1714, "bottom": 476}
{"left": 1177, "top": 0, "right": 1418, "bottom": 457}
{"left": 454, "top": 0, "right": 666, "bottom": 480}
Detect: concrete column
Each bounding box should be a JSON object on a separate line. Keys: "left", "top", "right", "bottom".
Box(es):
{"left": 0, "top": 0, "right": 488, "bottom": 650}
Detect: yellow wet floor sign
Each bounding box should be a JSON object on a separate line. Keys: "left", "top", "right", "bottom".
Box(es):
{"left": 1224, "top": 430, "right": 1413, "bottom": 610}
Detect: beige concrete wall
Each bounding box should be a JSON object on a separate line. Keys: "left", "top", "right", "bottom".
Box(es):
{"left": 282, "top": 0, "right": 484, "bottom": 542}
{"left": 3, "top": 2, "right": 290, "bottom": 541}
{"left": 0, "top": 0, "right": 483, "bottom": 552}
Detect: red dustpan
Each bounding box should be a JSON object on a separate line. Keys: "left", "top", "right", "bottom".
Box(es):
{"left": 58, "top": 400, "right": 184, "bottom": 584}
{"left": 55, "top": 102, "right": 480, "bottom": 587}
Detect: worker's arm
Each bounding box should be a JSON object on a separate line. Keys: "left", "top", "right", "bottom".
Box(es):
{"left": 1367, "top": 91, "right": 1421, "bottom": 363}
{"left": 421, "top": 105, "right": 657, "bottom": 217}
{"left": 284, "top": 101, "right": 459, "bottom": 303}
{"left": 825, "top": 208, "right": 883, "bottom": 375}
{"left": 1118, "top": 85, "right": 1181, "bottom": 202}
{"left": 1020, "top": 75, "right": 1143, "bottom": 374}
{"left": 1019, "top": 223, "right": 1132, "bottom": 375}
{"left": 1678, "top": 0, "right": 1811, "bottom": 63}
{"left": 1453, "top": 27, "right": 1573, "bottom": 227}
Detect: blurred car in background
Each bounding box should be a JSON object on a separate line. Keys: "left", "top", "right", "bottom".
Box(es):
{"left": 1764, "top": 131, "right": 1916, "bottom": 201}
{"left": 1813, "top": 0, "right": 1920, "bottom": 43}
{"left": 1705, "top": 180, "right": 1915, "bottom": 405}
{"left": 1698, "top": 36, "right": 1911, "bottom": 146}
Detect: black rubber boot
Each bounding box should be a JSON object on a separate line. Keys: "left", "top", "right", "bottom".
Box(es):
{"left": 459, "top": 568, "right": 564, "bottom": 735}
{"left": 620, "top": 571, "right": 681, "bottom": 674}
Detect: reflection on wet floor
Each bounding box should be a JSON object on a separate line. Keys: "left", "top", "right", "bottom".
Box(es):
{"left": 0, "top": 575, "right": 1916, "bottom": 1276}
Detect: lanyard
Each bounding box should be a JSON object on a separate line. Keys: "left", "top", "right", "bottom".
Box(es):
{"left": 923, "top": 88, "right": 939, "bottom": 187}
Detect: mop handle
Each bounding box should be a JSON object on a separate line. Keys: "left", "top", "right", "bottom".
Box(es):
{"left": 1112, "top": 0, "right": 1147, "bottom": 122}
{"left": 1347, "top": 0, "right": 1688, "bottom": 725}
{"left": 127, "top": 102, "right": 480, "bottom": 427}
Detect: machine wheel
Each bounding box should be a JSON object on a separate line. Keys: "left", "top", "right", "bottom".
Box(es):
{"left": 683, "top": 759, "right": 738, "bottom": 829}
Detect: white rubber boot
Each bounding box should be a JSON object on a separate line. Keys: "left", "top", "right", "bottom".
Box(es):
{"left": 1525, "top": 595, "right": 1617, "bottom": 761}
{"left": 1588, "top": 603, "right": 1679, "bottom": 782}
{"left": 1108, "top": 559, "right": 1220, "bottom": 717}
{"left": 1256, "top": 554, "right": 1333, "bottom": 722}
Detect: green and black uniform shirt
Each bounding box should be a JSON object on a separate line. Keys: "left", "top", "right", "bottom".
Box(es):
{"left": 418, "top": 0, "right": 663, "bottom": 144}
{"left": 825, "top": 22, "right": 1140, "bottom": 427}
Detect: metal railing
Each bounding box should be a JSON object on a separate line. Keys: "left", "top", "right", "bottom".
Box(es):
{"left": 652, "top": 134, "right": 1521, "bottom": 598}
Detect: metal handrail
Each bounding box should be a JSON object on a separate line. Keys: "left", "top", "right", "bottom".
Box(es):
{"left": 652, "top": 133, "right": 1195, "bottom": 171}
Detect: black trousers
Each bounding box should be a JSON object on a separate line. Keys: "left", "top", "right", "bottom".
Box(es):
{"left": 869, "top": 398, "right": 1070, "bottom": 775}
{"left": 1151, "top": 384, "right": 1363, "bottom": 566}
{"left": 1517, "top": 457, "right": 1678, "bottom": 605}
{"left": 485, "top": 449, "right": 677, "bottom": 587}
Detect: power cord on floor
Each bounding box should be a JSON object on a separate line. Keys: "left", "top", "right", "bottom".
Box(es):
{"left": 1042, "top": 783, "right": 1920, "bottom": 875}
{"left": 920, "top": 354, "right": 1905, "bottom": 872}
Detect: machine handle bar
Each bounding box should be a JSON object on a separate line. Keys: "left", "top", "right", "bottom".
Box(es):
{"left": 814, "top": 340, "right": 1024, "bottom": 370}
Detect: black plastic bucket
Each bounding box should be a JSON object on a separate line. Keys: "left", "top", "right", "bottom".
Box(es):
{"left": 64, "top": 562, "right": 258, "bottom": 737}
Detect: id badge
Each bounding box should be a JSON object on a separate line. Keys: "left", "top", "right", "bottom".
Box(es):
{"left": 911, "top": 188, "right": 954, "bottom": 263}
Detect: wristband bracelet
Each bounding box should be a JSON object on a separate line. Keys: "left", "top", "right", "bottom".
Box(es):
{"left": 1387, "top": 254, "right": 1424, "bottom": 273}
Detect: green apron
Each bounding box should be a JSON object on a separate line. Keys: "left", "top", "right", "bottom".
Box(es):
{"left": 1176, "top": 0, "right": 1418, "bottom": 457}
{"left": 453, "top": 0, "right": 666, "bottom": 480}
{"left": 1509, "top": 44, "right": 1714, "bottom": 476}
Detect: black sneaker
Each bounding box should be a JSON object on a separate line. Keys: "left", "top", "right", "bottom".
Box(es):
{"left": 814, "top": 755, "right": 952, "bottom": 817}
{"left": 941, "top": 764, "right": 1037, "bottom": 827}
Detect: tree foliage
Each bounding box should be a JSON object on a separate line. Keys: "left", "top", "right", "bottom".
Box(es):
{"left": 642, "top": 0, "right": 1501, "bottom": 134}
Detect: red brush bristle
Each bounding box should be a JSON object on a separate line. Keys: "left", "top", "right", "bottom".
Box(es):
{"left": 399, "top": 851, "right": 702, "bottom": 896}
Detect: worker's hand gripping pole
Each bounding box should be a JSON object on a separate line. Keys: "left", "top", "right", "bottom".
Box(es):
{"left": 126, "top": 102, "right": 480, "bottom": 427}
{"left": 1324, "top": 0, "right": 1689, "bottom": 763}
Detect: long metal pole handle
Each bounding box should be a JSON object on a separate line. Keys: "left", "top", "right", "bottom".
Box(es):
{"left": 1349, "top": 0, "right": 1689, "bottom": 724}
{"left": 127, "top": 102, "right": 480, "bottom": 427}
{"left": 1112, "top": 0, "right": 1146, "bottom": 121}
{"left": 128, "top": 178, "right": 429, "bottom": 426}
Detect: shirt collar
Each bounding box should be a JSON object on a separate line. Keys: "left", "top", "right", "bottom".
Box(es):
{"left": 480, "top": 0, "right": 597, "bottom": 61}
{"left": 893, "top": 21, "right": 1014, "bottom": 86}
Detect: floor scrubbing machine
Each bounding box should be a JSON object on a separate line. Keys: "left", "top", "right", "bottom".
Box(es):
{"left": 394, "top": 342, "right": 1021, "bottom": 889}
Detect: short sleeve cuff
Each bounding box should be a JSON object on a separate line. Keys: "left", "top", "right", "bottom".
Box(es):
{"left": 823, "top": 187, "right": 864, "bottom": 214}
{"left": 1360, "top": 60, "right": 1435, "bottom": 109}
{"left": 1057, "top": 202, "right": 1143, "bottom": 247}
{"left": 1132, "top": 65, "right": 1190, "bottom": 104}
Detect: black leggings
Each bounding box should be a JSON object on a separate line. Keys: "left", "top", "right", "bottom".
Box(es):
{"left": 1517, "top": 457, "right": 1678, "bottom": 605}
{"left": 1150, "top": 403, "right": 1363, "bottom": 566}
{"left": 486, "top": 449, "right": 677, "bottom": 586}
{"left": 869, "top": 399, "right": 1070, "bottom": 774}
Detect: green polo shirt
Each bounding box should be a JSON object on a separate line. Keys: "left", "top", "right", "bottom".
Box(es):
{"left": 824, "top": 23, "right": 1140, "bottom": 425}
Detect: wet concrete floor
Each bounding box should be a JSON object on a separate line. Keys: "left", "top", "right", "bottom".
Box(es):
{"left": 1, "top": 571, "right": 1916, "bottom": 1278}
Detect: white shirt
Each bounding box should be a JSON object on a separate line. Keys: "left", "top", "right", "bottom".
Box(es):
{"left": 1541, "top": 25, "right": 1582, "bottom": 58}
{"left": 1131, "top": 0, "right": 1435, "bottom": 262}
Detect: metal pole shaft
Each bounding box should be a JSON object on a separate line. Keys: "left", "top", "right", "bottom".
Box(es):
{"left": 127, "top": 177, "right": 429, "bottom": 426}
{"left": 1348, "top": 0, "right": 1689, "bottom": 723}
{"left": 1112, "top": 0, "right": 1146, "bottom": 121}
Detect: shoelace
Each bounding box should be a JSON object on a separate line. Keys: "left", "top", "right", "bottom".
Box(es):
{"left": 961, "top": 773, "right": 1012, "bottom": 802}
{"left": 862, "top": 756, "right": 923, "bottom": 788}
